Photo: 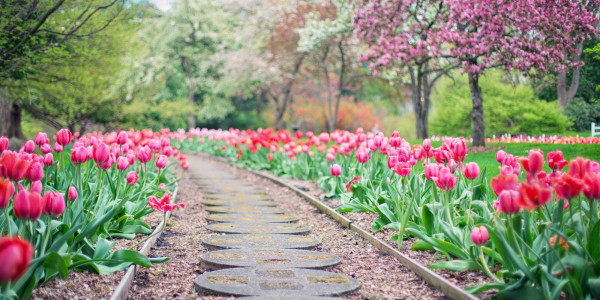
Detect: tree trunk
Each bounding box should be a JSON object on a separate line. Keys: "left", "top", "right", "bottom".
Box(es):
{"left": 408, "top": 65, "right": 430, "bottom": 140}
{"left": 181, "top": 56, "right": 195, "bottom": 130}
{"left": 557, "top": 43, "right": 583, "bottom": 108}
{"left": 332, "top": 40, "right": 346, "bottom": 134}
{"left": 274, "top": 54, "right": 306, "bottom": 130}
{"left": 0, "top": 87, "right": 25, "bottom": 139}
{"left": 468, "top": 72, "right": 485, "bottom": 147}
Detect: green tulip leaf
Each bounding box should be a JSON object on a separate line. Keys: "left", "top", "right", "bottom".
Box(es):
{"left": 429, "top": 259, "right": 480, "bottom": 272}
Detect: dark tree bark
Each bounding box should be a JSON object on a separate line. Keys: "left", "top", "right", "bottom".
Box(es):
{"left": 408, "top": 65, "right": 434, "bottom": 140}
{"left": 180, "top": 55, "right": 195, "bottom": 129}
{"left": 0, "top": 87, "right": 25, "bottom": 139}
{"left": 468, "top": 71, "right": 485, "bottom": 146}
{"left": 557, "top": 43, "right": 583, "bottom": 108}
{"left": 274, "top": 54, "right": 306, "bottom": 130}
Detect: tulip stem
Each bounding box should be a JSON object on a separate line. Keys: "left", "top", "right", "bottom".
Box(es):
{"left": 40, "top": 216, "right": 52, "bottom": 257}
{"left": 4, "top": 209, "right": 12, "bottom": 236}
{"left": 478, "top": 251, "right": 500, "bottom": 282}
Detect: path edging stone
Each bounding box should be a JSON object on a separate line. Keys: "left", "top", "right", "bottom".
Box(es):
{"left": 109, "top": 184, "right": 180, "bottom": 300}
{"left": 205, "top": 155, "right": 478, "bottom": 300}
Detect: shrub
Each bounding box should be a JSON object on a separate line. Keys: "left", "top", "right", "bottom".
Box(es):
{"left": 564, "top": 97, "right": 600, "bottom": 132}
{"left": 430, "top": 71, "right": 571, "bottom": 137}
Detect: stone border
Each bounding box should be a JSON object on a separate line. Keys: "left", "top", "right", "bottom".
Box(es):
{"left": 209, "top": 156, "right": 478, "bottom": 300}
{"left": 109, "top": 184, "right": 180, "bottom": 300}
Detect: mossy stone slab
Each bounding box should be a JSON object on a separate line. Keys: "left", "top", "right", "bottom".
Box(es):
{"left": 201, "top": 249, "right": 341, "bottom": 269}
{"left": 206, "top": 223, "right": 310, "bottom": 235}
{"left": 202, "top": 234, "right": 319, "bottom": 250}
{"left": 206, "top": 214, "right": 298, "bottom": 223}
{"left": 205, "top": 206, "right": 285, "bottom": 214}
{"left": 195, "top": 267, "right": 360, "bottom": 297}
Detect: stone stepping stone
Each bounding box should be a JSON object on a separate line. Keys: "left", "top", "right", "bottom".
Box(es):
{"left": 206, "top": 223, "right": 310, "bottom": 235}
{"left": 195, "top": 267, "right": 360, "bottom": 297}
{"left": 206, "top": 214, "right": 298, "bottom": 223}
{"left": 202, "top": 192, "right": 269, "bottom": 198}
{"left": 202, "top": 234, "right": 320, "bottom": 250}
{"left": 241, "top": 296, "right": 344, "bottom": 300}
{"left": 206, "top": 206, "right": 286, "bottom": 214}
{"left": 201, "top": 249, "right": 340, "bottom": 269}
{"left": 202, "top": 199, "right": 277, "bottom": 207}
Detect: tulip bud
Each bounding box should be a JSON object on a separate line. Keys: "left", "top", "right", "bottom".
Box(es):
{"left": 156, "top": 155, "right": 167, "bottom": 169}
{"left": 68, "top": 186, "right": 78, "bottom": 201}
{"left": 43, "top": 153, "right": 54, "bottom": 166}
{"left": 471, "top": 226, "right": 489, "bottom": 246}
{"left": 23, "top": 140, "right": 35, "bottom": 154}
{"left": 0, "top": 136, "right": 9, "bottom": 153}
{"left": 127, "top": 171, "right": 138, "bottom": 186}
{"left": 330, "top": 164, "right": 341, "bottom": 177}
{"left": 116, "top": 131, "right": 128, "bottom": 145}
{"left": 56, "top": 129, "right": 72, "bottom": 146}
{"left": 158, "top": 183, "right": 166, "bottom": 190}
{"left": 499, "top": 190, "right": 520, "bottom": 214}
{"left": 35, "top": 132, "right": 49, "bottom": 146}
{"left": 53, "top": 143, "right": 63, "bottom": 153}
{"left": 42, "top": 191, "right": 65, "bottom": 218}
{"left": 181, "top": 160, "right": 189, "bottom": 170}
{"left": 463, "top": 162, "right": 480, "bottom": 180}
{"left": 116, "top": 156, "right": 129, "bottom": 171}
{"left": 0, "top": 178, "right": 15, "bottom": 209}
{"left": 0, "top": 236, "right": 34, "bottom": 283}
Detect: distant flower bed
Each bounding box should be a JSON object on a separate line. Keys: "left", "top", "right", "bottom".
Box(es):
{"left": 486, "top": 134, "right": 600, "bottom": 144}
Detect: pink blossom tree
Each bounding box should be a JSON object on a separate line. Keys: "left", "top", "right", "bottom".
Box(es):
{"left": 354, "top": 0, "right": 455, "bottom": 139}
{"left": 443, "top": 0, "right": 598, "bottom": 146}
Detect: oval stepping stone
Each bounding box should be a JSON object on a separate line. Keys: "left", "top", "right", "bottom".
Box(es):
{"left": 195, "top": 267, "right": 360, "bottom": 297}
{"left": 206, "top": 206, "right": 285, "bottom": 214}
{"left": 202, "top": 249, "right": 340, "bottom": 269}
{"left": 203, "top": 193, "right": 270, "bottom": 199}
{"left": 206, "top": 214, "right": 298, "bottom": 223}
{"left": 202, "top": 199, "right": 277, "bottom": 207}
{"left": 206, "top": 223, "right": 310, "bottom": 235}
{"left": 202, "top": 234, "right": 320, "bottom": 249}
{"left": 241, "top": 296, "right": 343, "bottom": 300}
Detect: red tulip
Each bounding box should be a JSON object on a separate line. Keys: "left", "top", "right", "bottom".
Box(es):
{"left": 35, "top": 132, "right": 49, "bottom": 146}
{"left": 181, "top": 160, "right": 189, "bottom": 170}
{"left": 295, "top": 131, "right": 304, "bottom": 139}
{"left": 490, "top": 174, "right": 520, "bottom": 197}
{"left": 148, "top": 193, "right": 184, "bottom": 212}
{"left": 330, "top": 164, "right": 341, "bottom": 176}
{"left": 345, "top": 177, "right": 360, "bottom": 192}
{"left": 56, "top": 129, "right": 72, "bottom": 146}
{"left": 42, "top": 191, "right": 65, "bottom": 218}
{"left": 463, "top": 162, "right": 480, "bottom": 180}
{"left": 471, "top": 226, "right": 489, "bottom": 246}
{"left": 554, "top": 173, "right": 583, "bottom": 200}
{"left": 519, "top": 149, "right": 544, "bottom": 175}
{"left": 0, "top": 236, "right": 33, "bottom": 283}
{"left": 499, "top": 190, "right": 520, "bottom": 214}
{"left": 0, "top": 137, "right": 8, "bottom": 153}
{"left": 156, "top": 155, "right": 167, "bottom": 169}
{"left": 0, "top": 178, "right": 14, "bottom": 209}
{"left": 518, "top": 182, "right": 553, "bottom": 210}
{"left": 13, "top": 184, "right": 42, "bottom": 220}
{"left": 583, "top": 173, "right": 600, "bottom": 200}
{"left": 68, "top": 186, "right": 78, "bottom": 201}
{"left": 547, "top": 151, "right": 567, "bottom": 171}
{"left": 126, "top": 171, "right": 138, "bottom": 186}
{"left": 0, "top": 151, "right": 31, "bottom": 181}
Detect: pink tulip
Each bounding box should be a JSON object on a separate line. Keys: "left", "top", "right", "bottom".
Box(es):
{"left": 35, "top": 132, "right": 49, "bottom": 146}
{"left": 156, "top": 155, "right": 167, "bottom": 169}
{"left": 116, "top": 131, "right": 128, "bottom": 145}
{"left": 68, "top": 186, "right": 78, "bottom": 201}
{"left": 92, "top": 143, "right": 110, "bottom": 164}
{"left": 394, "top": 162, "right": 411, "bottom": 177}
{"left": 136, "top": 146, "right": 152, "bottom": 163}
{"left": 24, "top": 162, "right": 43, "bottom": 182}
{"left": 43, "top": 153, "right": 54, "bottom": 166}
{"left": 53, "top": 143, "right": 63, "bottom": 153}
{"left": 499, "top": 190, "right": 520, "bottom": 214}
{"left": 116, "top": 156, "right": 129, "bottom": 171}
{"left": 0, "top": 178, "right": 15, "bottom": 209}
{"left": 433, "top": 167, "right": 457, "bottom": 190}
{"left": 0, "top": 137, "right": 8, "bottom": 153}
{"left": 495, "top": 150, "right": 506, "bottom": 164}
{"left": 42, "top": 191, "right": 65, "bottom": 218}
{"left": 471, "top": 226, "right": 489, "bottom": 246}
{"left": 13, "top": 184, "right": 42, "bottom": 220}
{"left": 127, "top": 171, "right": 138, "bottom": 186}
{"left": 40, "top": 144, "right": 53, "bottom": 154}
{"left": 463, "top": 162, "right": 480, "bottom": 180}
{"left": 422, "top": 138, "right": 431, "bottom": 152}
{"left": 424, "top": 164, "right": 440, "bottom": 180}
{"left": 330, "top": 164, "right": 341, "bottom": 176}
{"left": 30, "top": 181, "right": 42, "bottom": 194}
{"left": 23, "top": 140, "right": 35, "bottom": 154}
{"left": 56, "top": 129, "right": 72, "bottom": 146}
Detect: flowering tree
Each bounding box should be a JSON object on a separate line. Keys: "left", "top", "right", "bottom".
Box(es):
{"left": 443, "top": 0, "right": 598, "bottom": 146}
{"left": 354, "top": 0, "right": 454, "bottom": 139}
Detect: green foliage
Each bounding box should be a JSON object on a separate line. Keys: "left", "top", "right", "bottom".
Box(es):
{"left": 430, "top": 71, "right": 571, "bottom": 137}
{"left": 564, "top": 97, "right": 600, "bottom": 132}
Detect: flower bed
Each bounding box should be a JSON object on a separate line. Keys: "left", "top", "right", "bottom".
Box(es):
{"left": 178, "top": 128, "right": 600, "bottom": 299}
{"left": 0, "top": 128, "right": 187, "bottom": 298}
